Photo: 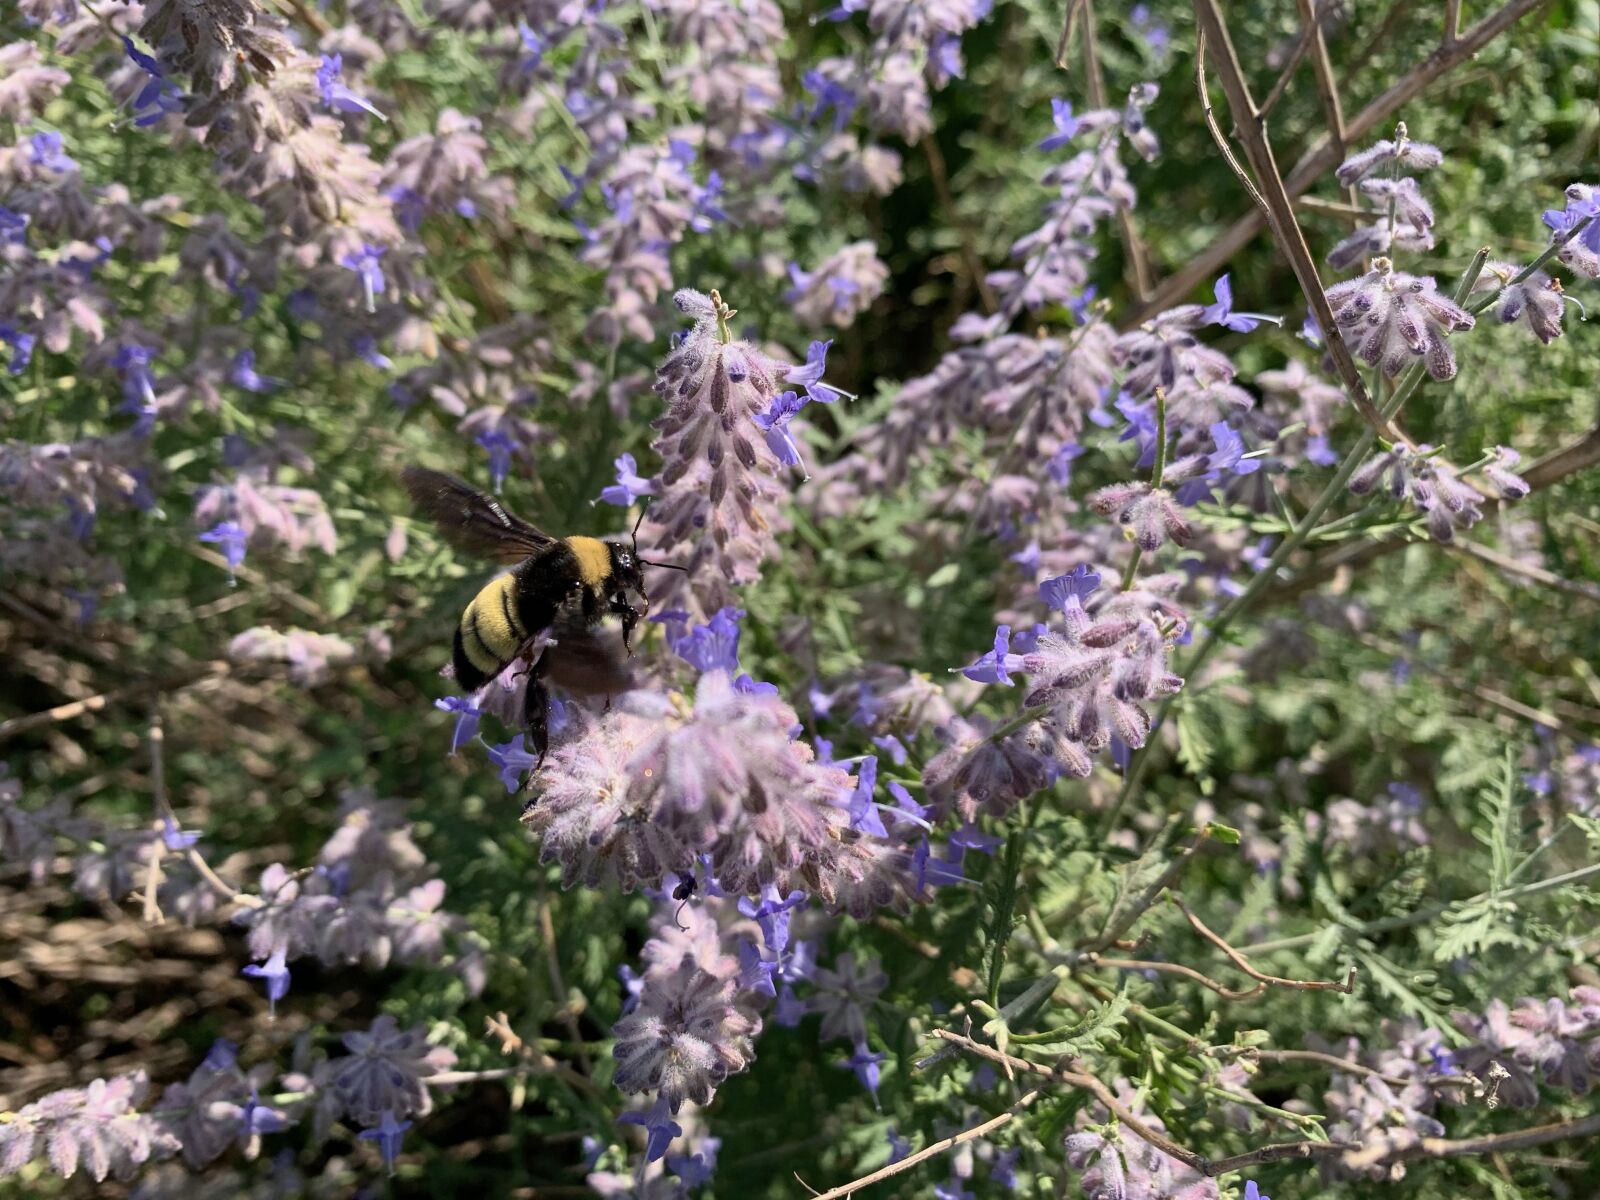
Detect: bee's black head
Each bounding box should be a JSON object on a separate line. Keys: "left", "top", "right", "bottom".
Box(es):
{"left": 607, "top": 500, "right": 688, "bottom": 653}
{"left": 608, "top": 541, "right": 646, "bottom": 597}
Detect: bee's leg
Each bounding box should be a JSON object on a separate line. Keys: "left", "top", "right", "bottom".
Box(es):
{"left": 522, "top": 651, "right": 552, "bottom": 774}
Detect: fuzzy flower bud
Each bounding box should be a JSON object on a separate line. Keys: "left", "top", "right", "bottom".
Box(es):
{"left": 1325, "top": 262, "right": 1474, "bottom": 380}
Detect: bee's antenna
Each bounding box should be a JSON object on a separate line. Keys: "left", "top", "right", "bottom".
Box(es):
{"left": 640, "top": 558, "right": 689, "bottom": 573}
{"left": 630, "top": 497, "right": 651, "bottom": 544}
{"left": 673, "top": 897, "right": 691, "bottom": 930}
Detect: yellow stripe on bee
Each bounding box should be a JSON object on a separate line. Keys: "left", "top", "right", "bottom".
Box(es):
{"left": 461, "top": 574, "right": 523, "bottom": 671}
{"left": 566, "top": 536, "right": 612, "bottom": 589}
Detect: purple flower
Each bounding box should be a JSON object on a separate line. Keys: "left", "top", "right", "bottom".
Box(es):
{"left": 873, "top": 734, "right": 907, "bottom": 765}
{"left": 340, "top": 244, "right": 387, "bottom": 313}
{"left": 198, "top": 520, "right": 248, "bottom": 576}
{"left": 1336, "top": 134, "right": 1444, "bottom": 186}
{"left": 666, "top": 1136, "right": 720, "bottom": 1188}
{"left": 229, "top": 350, "right": 276, "bottom": 393}
{"left": 753, "top": 390, "right": 811, "bottom": 476}
{"left": 28, "top": 131, "right": 76, "bottom": 173}
{"left": 886, "top": 1127, "right": 911, "bottom": 1164}
{"left": 1047, "top": 442, "right": 1085, "bottom": 486}
{"left": 619, "top": 1095, "right": 682, "bottom": 1162}
{"left": 803, "top": 69, "right": 858, "bottom": 130}
{"left": 358, "top": 1109, "right": 412, "bottom": 1173}
{"left": 613, "top": 960, "right": 759, "bottom": 1110}
{"left": 113, "top": 343, "right": 158, "bottom": 419}
{"left": 737, "top": 887, "right": 806, "bottom": 957}
{"left": 1, "top": 323, "right": 37, "bottom": 374}
{"left": 237, "top": 1086, "right": 287, "bottom": 1143}
{"left": 1041, "top": 564, "right": 1100, "bottom": 612}
{"left": 434, "top": 696, "right": 481, "bottom": 755}
{"left": 352, "top": 336, "right": 393, "bottom": 370}
{"left": 241, "top": 947, "right": 290, "bottom": 1015}
{"left": 1244, "top": 1183, "right": 1269, "bottom": 1200}
{"left": 961, "top": 624, "right": 1026, "bottom": 686}
{"left": 1201, "top": 273, "right": 1282, "bottom": 332}
{"left": 934, "top": 1180, "right": 976, "bottom": 1200}
{"left": 783, "top": 340, "right": 843, "bottom": 404}
{"left": 672, "top": 606, "right": 745, "bottom": 675}
{"left": 886, "top": 781, "right": 931, "bottom": 829}
{"left": 1482, "top": 446, "right": 1530, "bottom": 499}
{"left": 599, "top": 453, "right": 656, "bottom": 506}
{"left": 1207, "top": 422, "right": 1261, "bottom": 476}
{"left": 1038, "top": 98, "right": 1080, "bottom": 150}
{"left": 476, "top": 429, "right": 517, "bottom": 491}
{"left": 1326, "top": 265, "right": 1475, "bottom": 380}
{"left": 848, "top": 756, "right": 887, "bottom": 836}
{"left": 516, "top": 21, "right": 544, "bottom": 69}
{"left": 316, "top": 54, "right": 386, "bottom": 120}
{"left": 0, "top": 205, "right": 28, "bottom": 245}
{"left": 837, "top": 1043, "right": 887, "bottom": 1104}
{"left": 738, "top": 940, "right": 779, "bottom": 997}
{"left": 950, "top": 822, "right": 1002, "bottom": 857}
{"left": 161, "top": 816, "right": 200, "bottom": 851}
{"left": 121, "top": 37, "right": 184, "bottom": 126}
{"left": 488, "top": 735, "right": 540, "bottom": 792}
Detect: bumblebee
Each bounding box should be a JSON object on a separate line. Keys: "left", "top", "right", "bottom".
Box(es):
{"left": 401, "top": 467, "right": 676, "bottom": 760}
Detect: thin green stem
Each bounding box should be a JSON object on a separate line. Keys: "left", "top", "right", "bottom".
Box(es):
{"left": 1151, "top": 386, "right": 1169, "bottom": 488}
{"left": 1239, "top": 860, "right": 1600, "bottom": 955}
{"left": 1119, "top": 547, "right": 1145, "bottom": 591}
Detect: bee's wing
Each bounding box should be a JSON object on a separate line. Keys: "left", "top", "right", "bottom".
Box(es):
{"left": 541, "top": 607, "right": 637, "bottom": 698}
{"left": 401, "top": 466, "right": 555, "bottom": 564}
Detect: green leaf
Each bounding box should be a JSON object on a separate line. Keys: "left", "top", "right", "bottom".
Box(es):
{"left": 1009, "top": 982, "right": 1130, "bottom": 1049}
{"left": 926, "top": 562, "right": 961, "bottom": 589}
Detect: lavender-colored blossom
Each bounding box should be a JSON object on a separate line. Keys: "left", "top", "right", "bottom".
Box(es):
{"left": 1039, "top": 97, "right": 1080, "bottom": 150}
{"left": 28, "top": 130, "right": 77, "bottom": 173}
{"left": 613, "top": 957, "right": 760, "bottom": 1109}
{"left": 197, "top": 519, "right": 248, "bottom": 575}
{"left": 161, "top": 815, "right": 200, "bottom": 851}
{"left": 523, "top": 674, "right": 914, "bottom": 908}
{"left": 1089, "top": 481, "right": 1192, "bottom": 551}
{"left": 807, "top": 951, "right": 887, "bottom": 1045}
{"left": 434, "top": 695, "right": 481, "bottom": 755}
{"left": 1542, "top": 182, "right": 1600, "bottom": 277}
{"left": 599, "top": 452, "right": 656, "bottom": 506}
{"left": 786, "top": 243, "right": 888, "bottom": 328}
{"left": 1065, "top": 1079, "right": 1217, "bottom": 1198}
{"left": 121, "top": 37, "right": 185, "bottom": 126}
{"left": 340, "top": 243, "right": 387, "bottom": 312}
{"left": 1325, "top": 261, "right": 1475, "bottom": 380}
{"left": 960, "top": 624, "right": 1025, "bottom": 685}
{"left": 1335, "top": 131, "right": 1444, "bottom": 186}
{"left": 753, "top": 390, "right": 812, "bottom": 476}
{"left": 359, "top": 1110, "right": 412, "bottom": 1173}
{"left": 1201, "top": 274, "right": 1281, "bottom": 332}
{"left": 837, "top": 1043, "right": 888, "bottom": 1104}
{"left": 643, "top": 291, "right": 842, "bottom": 615}
{"left": 848, "top": 755, "right": 888, "bottom": 836}
{"left": 241, "top": 947, "right": 291, "bottom": 1014}
{"left": 316, "top": 53, "right": 386, "bottom": 119}
{"left": 619, "top": 1095, "right": 683, "bottom": 1163}
{"left": 329, "top": 1016, "right": 457, "bottom": 1127}
{"left": 229, "top": 349, "right": 277, "bottom": 392}
{"left": 1481, "top": 446, "right": 1530, "bottom": 499}
{"left": 1475, "top": 259, "right": 1571, "bottom": 344}
{"left": 0, "top": 1072, "right": 179, "bottom": 1182}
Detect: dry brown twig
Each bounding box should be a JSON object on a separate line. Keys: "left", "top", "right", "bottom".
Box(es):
{"left": 1191, "top": 0, "right": 1392, "bottom": 439}
{"left": 928, "top": 1029, "right": 1356, "bottom": 1176}
{"left": 1174, "top": 896, "right": 1357, "bottom": 995}
{"left": 799, "top": 1085, "right": 1042, "bottom": 1200}
{"left": 1126, "top": 0, "right": 1554, "bottom": 326}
